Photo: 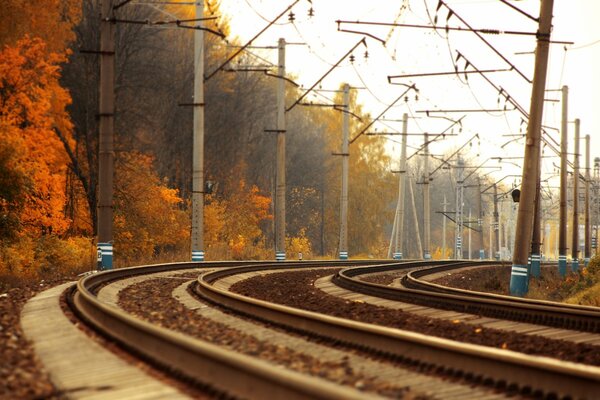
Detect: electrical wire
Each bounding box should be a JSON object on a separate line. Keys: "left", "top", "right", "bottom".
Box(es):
{"left": 243, "top": 0, "right": 291, "bottom": 25}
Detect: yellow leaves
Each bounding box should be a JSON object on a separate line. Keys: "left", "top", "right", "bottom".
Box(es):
{"left": 501, "top": 342, "right": 508, "bottom": 350}
{"left": 451, "top": 319, "right": 461, "bottom": 324}
{"left": 114, "top": 151, "right": 189, "bottom": 264}
{"left": 474, "top": 327, "right": 483, "bottom": 334}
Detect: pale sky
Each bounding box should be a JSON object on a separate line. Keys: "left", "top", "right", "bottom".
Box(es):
{"left": 218, "top": 0, "right": 599, "bottom": 188}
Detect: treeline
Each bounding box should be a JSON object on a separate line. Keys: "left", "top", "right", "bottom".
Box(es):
{"left": 1, "top": 0, "right": 497, "bottom": 280}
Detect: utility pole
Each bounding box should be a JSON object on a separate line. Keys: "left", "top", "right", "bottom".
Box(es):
{"left": 531, "top": 151, "right": 542, "bottom": 278}
{"left": 559, "top": 85, "right": 569, "bottom": 276}
{"left": 339, "top": 83, "right": 350, "bottom": 260}
{"left": 97, "top": 0, "right": 116, "bottom": 270}
{"left": 477, "top": 178, "right": 484, "bottom": 259}
{"left": 409, "top": 176, "right": 423, "bottom": 258}
{"left": 585, "top": 134, "right": 591, "bottom": 265}
{"left": 191, "top": 0, "right": 205, "bottom": 262}
{"left": 423, "top": 133, "right": 431, "bottom": 259}
{"left": 468, "top": 208, "right": 472, "bottom": 259}
{"left": 275, "top": 38, "right": 286, "bottom": 261}
{"left": 442, "top": 195, "right": 448, "bottom": 259}
{"left": 455, "top": 156, "right": 464, "bottom": 259}
{"left": 510, "top": 0, "right": 554, "bottom": 296}
{"left": 572, "top": 118, "right": 580, "bottom": 271}
{"left": 594, "top": 157, "right": 600, "bottom": 256}
{"left": 391, "top": 113, "right": 408, "bottom": 260}
{"left": 493, "top": 183, "right": 500, "bottom": 260}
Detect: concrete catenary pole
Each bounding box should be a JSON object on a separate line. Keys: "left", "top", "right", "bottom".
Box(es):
{"left": 571, "top": 118, "right": 580, "bottom": 271}
{"left": 275, "top": 38, "right": 286, "bottom": 261}
{"left": 493, "top": 183, "right": 500, "bottom": 260}
{"left": 559, "top": 85, "right": 569, "bottom": 276}
{"left": 442, "top": 195, "right": 448, "bottom": 259}
{"left": 339, "top": 83, "right": 350, "bottom": 260}
{"left": 391, "top": 113, "right": 408, "bottom": 259}
{"left": 409, "top": 176, "right": 423, "bottom": 258}
{"left": 585, "top": 134, "right": 591, "bottom": 265}
{"left": 191, "top": 0, "right": 205, "bottom": 262}
{"left": 477, "top": 178, "right": 485, "bottom": 259}
{"left": 468, "top": 208, "right": 472, "bottom": 259}
{"left": 594, "top": 157, "right": 600, "bottom": 256}
{"left": 455, "top": 156, "right": 464, "bottom": 259}
{"left": 97, "top": 0, "right": 116, "bottom": 270}
{"left": 423, "top": 133, "right": 431, "bottom": 259}
{"left": 531, "top": 151, "right": 542, "bottom": 278}
{"left": 509, "top": 0, "right": 554, "bottom": 296}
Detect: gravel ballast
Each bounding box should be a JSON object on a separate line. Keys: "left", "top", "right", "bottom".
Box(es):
{"left": 118, "top": 275, "right": 420, "bottom": 398}
{"left": 230, "top": 269, "right": 600, "bottom": 366}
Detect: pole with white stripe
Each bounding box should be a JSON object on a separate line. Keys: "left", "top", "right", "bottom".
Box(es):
{"left": 558, "top": 86, "right": 569, "bottom": 276}
{"left": 510, "top": 0, "right": 554, "bottom": 296}
{"left": 191, "top": 0, "right": 205, "bottom": 262}
{"left": 571, "top": 118, "right": 580, "bottom": 272}
{"left": 339, "top": 84, "right": 349, "bottom": 260}
{"left": 275, "top": 38, "right": 286, "bottom": 262}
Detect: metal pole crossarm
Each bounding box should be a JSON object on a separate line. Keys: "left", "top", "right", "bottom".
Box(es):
{"left": 348, "top": 84, "right": 416, "bottom": 144}
{"left": 286, "top": 38, "right": 366, "bottom": 112}
{"left": 108, "top": 18, "right": 225, "bottom": 37}
{"left": 336, "top": 19, "right": 542, "bottom": 37}
{"left": 365, "top": 132, "right": 455, "bottom": 136}
{"left": 416, "top": 108, "right": 515, "bottom": 114}
{"left": 481, "top": 175, "right": 522, "bottom": 194}
{"left": 204, "top": 0, "right": 301, "bottom": 82}
{"left": 498, "top": 0, "right": 539, "bottom": 22}
{"left": 389, "top": 68, "right": 511, "bottom": 80}
{"left": 437, "top": 1, "right": 531, "bottom": 83}
{"left": 456, "top": 51, "right": 529, "bottom": 116}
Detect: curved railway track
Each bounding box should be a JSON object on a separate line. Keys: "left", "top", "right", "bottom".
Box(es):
{"left": 67, "top": 260, "right": 392, "bottom": 399}
{"left": 59, "top": 259, "right": 600, "bottom": 399}
{"left": 334, "top": 261, "right": 600, "bottom": 332}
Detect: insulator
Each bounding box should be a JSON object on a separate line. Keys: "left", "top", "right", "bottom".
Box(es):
{"left": 364, "top": 50, "right": 369, "bottom": 59}
{"left": 349, "top": 54, "right": 355, "bottom": 63}
{"left": 308, "top": 7, "right": 314, "bottom": 17}
{"left": 288, "top": 11, "right": 295, "bottom": 22}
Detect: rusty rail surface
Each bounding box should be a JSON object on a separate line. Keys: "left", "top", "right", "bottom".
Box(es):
{"left": 196, "top": 261, "right": 600, "bottom": 399}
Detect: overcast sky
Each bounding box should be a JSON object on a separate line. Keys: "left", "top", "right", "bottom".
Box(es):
{"left": 217, "top": 0, "right": 599, "bottom": 187}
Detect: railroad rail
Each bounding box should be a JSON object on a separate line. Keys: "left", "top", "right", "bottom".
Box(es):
{"left": 68, "top": 260, "right": 390, "bottom": 400}
{"left": 333, "top": 261, "right": 600, "bottom": 332}
{"left": 195, "top": 261, "right": 600, "bottom": 399}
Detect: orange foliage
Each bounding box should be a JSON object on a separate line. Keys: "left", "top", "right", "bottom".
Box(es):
{"left": 204, "top": 179, "right": 272, "bottom": 259}
{"left": 0, "top": 37, "right": 75, "bottom": 237}
{"left": 0, "top": 0, "right": 81, "bottom": 53}
{"left": 113, "top": 152, "right": 190, "bottom": 264}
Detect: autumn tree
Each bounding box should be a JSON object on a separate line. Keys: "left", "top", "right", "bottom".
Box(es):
{"left": 0, "top": 38, "right": 74, "bottom": 238}
{"left": 113, "top": 152, "right": 190, "bottom": 264}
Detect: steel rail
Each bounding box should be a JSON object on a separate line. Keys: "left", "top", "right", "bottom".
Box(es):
{"left": 69, "top": 260, "right": 388, "bottom": 400}
{"left": 196, "top": 262, "right": 600, "bottom": 399}
{"left": 334, "top": 262, "right": 600, "bottom": 332}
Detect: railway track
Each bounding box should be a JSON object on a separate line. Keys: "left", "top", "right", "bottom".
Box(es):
{"left": 24, "top": 259, "right": 600, "bottom": 399}
{"left": 333, "top": 261, "right": 600, "bottom": 332}
{"left": 67, "top": 260, "right": 390, "bottom": 399}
